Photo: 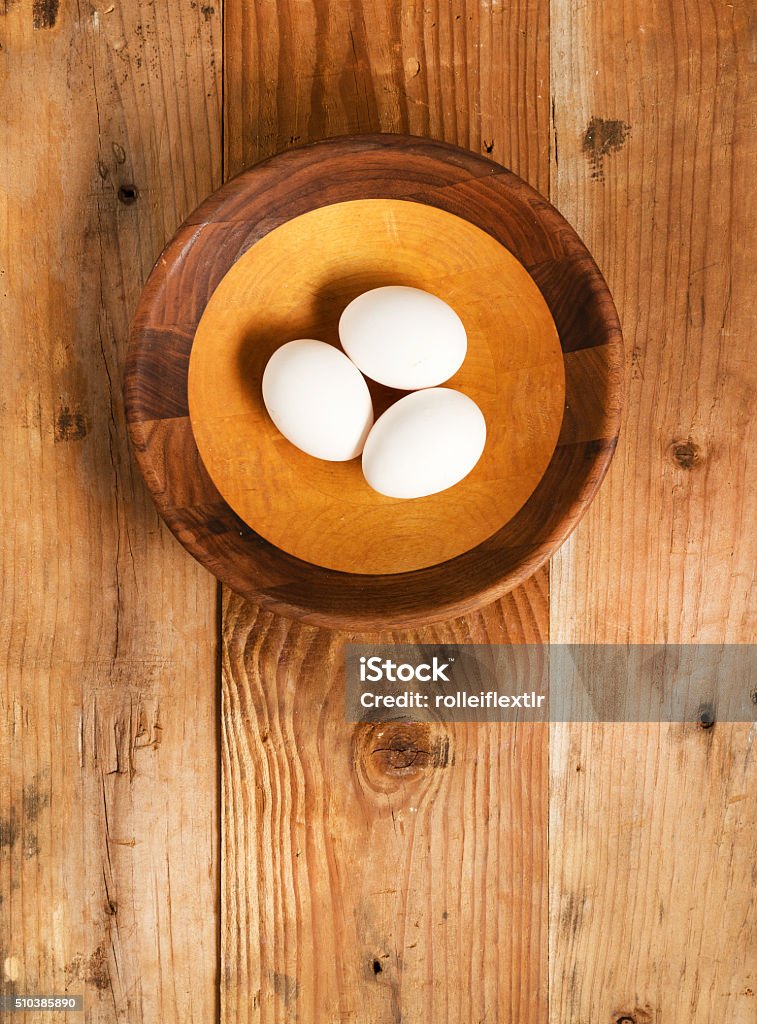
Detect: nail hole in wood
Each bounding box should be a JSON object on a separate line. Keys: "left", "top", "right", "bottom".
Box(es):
{"left": 698, "top": 705, "right": 715, "bottom": 729}
{"left": 372, "top": 959, "right": 383, "bottom": 975}
{"left": 118, "top": 184, "right": 138, "bottom": 205}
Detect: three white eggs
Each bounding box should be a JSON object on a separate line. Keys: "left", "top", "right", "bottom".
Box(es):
{"left": 261, "top": 285, "right": 486, "bottom": 499}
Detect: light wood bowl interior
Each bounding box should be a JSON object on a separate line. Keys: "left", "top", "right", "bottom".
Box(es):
{"left": 188, "top": 199, "right": 565, "bottom": 575}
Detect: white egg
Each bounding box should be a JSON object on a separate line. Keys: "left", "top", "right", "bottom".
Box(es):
{"left": 262, "top": 339, "right": 374, "bottom": 461}
{"left": 339, "top": 285, "right": 467, "bottom": 390}
{"left": 362, "top": 388, "right": 486, "bottom": 499}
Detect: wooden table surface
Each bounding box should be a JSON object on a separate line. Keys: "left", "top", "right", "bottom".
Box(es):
{"left": 1, "top": 1, "right": 754, "bottom": 1022}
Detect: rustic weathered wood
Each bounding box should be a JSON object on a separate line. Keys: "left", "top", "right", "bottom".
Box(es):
{"left": 6, "top": 3, "right": 751, "bottom": 1023}
{"left": 126, "top": 135, "right": 622, "bottom": 629}
{"left": 188, "top": 198, "right": 565, "bottom": 576}
{"left": 222, "top": 583, "right": 550, "bottom": 1024}
{"left": 220, "top": 1, "right": 553, "bottom": 1020}
{"left": 224, "top": 0, "right": 551, "bottom": 196}
{"left": 0, "top": 2, "right": 220, "bottom": 1021}
{"left": 549, "top": 0, "right": 756, "bottom": 1021}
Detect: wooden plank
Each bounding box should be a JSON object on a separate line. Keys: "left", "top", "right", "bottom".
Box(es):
{"left": 223, "top": 591, "right": 548, "bottom": 1023}
{"left": 222, "top": 1, "right": 550, "bottom": 1020}
{"left": 224, "top": 0, "right": 550, "bottom": 192}
{"left": 0, "top": 2, "right": 221, "bottom": 1021}
{"left": 549, "top": 0, "right": 756, "bottom": 1021}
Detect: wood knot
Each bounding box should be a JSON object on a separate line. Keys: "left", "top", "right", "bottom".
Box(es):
{"left": 582, "top": 116, "right": 631, "bottom": 181}
{"left": 670, "top": 437, "right": 702, "bottom": 469}
{"left": 32, "top": 0, "right": 59, "bottom": 30}
{"left": 65, "top": 945, "right": 110, "bottom": 991}
{"left": 55, "top": 406, "right": 89, "bottom": 442}
{"left": 613, "top": 1006, "right": 654, "bottom": 1024}
{"left": 354, "top": 721, "right": 451, "bottom": 793}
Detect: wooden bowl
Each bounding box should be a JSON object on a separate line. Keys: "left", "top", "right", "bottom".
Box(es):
{"left": 125, "top": 135, "right": 622, "bottom": 629}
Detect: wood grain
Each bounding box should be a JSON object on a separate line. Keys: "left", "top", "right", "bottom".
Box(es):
{"left": 126, "top": 135, "right": 622, "bottom": 628}
{"left": 224, "top": 0, "right": 550, "bottom": 194}
{"left": 187, "top": 198, "right": 565, "bottom": 575}
{"left": 549, "top": 0, "right": 756, "bottom": 1021}
{"left": 5, "top": 3, "right": 752, "bottom": 1023}
{"left": 0, "top": 2, "right": 220, "bottom": 1021}
{"left": 222, "top": 583, "right": 550, "bottom": 1024}
{"left": 221, "top": 1, "right": 552, "bottom": 1020}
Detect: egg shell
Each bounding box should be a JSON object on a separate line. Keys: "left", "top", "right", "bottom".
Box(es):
{"left": 262, "top": 339, "right": 374, "bottom": 461}
{"left": 339, "top": 285, "right": 467, "bottom": 390}
{"left": 362, "top": 388, "right": 486, "bottom": 499}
